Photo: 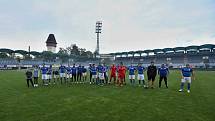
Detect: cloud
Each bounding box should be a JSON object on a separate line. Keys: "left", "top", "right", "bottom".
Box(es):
{"left": 0, "top": 0, "right": 215, "bottom": 53}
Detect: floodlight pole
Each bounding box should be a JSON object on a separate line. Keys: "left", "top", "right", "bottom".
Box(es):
{"left": 28, "top": 45, "right": 31, "bottom": 59}
{"left": 95, "top": 21, "right": 102, "bottom": 57}
{"left": 97, "top": 33, "right": 99, "bottom": 54}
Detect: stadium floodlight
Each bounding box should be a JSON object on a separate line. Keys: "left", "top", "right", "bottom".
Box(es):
{"left": 95, "top": 21, "right": 102, "bottom": 56}
{"left": 28, "top": 45, "right": 31, "bottom": 59}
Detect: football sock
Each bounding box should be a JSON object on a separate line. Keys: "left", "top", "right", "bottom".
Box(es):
{"left": 164, "top": 80, "right": 168, "bottom": 87}
{"left": 180, "top": 83, "right": 184, "bottom": 89}
{"left": 188, "top": 83, "right": 191, "bottom": 90}
{"left": 142, "top": 80, "right": 145, "bottom": 85}
{"left": 159, "top": 80, "right": 162, "bottom": 87}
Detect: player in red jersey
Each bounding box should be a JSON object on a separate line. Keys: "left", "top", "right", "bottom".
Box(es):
{"left": 109, "top": 64, "right": 117, "bottom": 84}
{"left": 117, "top": 62, "right": 126, "bottom": 86}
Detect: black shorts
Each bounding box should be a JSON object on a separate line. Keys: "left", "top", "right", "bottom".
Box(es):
{"left": 159, "top": 76, "right": 167, "bottom": 81}
{"left": 148, "top": 75, "right": 156, "bottom": 81}
{"left": 34, "top": 77, "right": 38, "bottom": 80}
{"left": 27, "top": 78, "right": 32, "bottom": 81}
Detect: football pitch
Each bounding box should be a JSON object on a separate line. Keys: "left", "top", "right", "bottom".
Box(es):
{"left": 0, "top": 70, "right": 214, "bottom": 121}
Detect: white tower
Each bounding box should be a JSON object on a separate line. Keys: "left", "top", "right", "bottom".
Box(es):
{"left": 46, "top": 34, "right": 57, "bottom": 53}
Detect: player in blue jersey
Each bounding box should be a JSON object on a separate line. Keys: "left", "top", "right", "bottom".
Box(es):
{"left": 66, "top": 65, "right": 72, "bottom": 83}
{"left": 33, "top": 65, "right": 39, "bottom": 87}
{"left": 91, "top": 64, "right": 97, "bottom": 84}
{"left": 41, "top": 64, "right": 48, "bottom": 85}
{"left": 137, "top": 63, "right": 146, "bottom": 87}
{"left": 59, "top": 64, "right": 66, "bottom": 84}
{"left": 158, "top": 64, "right": 169, "bottom": 88}
{"left": 97, "top": 63, "right": 105, "bottom": 85}
{"left": 82, "top": 66, "right": 87, "bottom": 83}
{"left": 71, "top": 64, "right": 77, "bottom": 83}
{"left": 179, "top": 64, "right": 195, "bottom": 93}
{"left": 77, "top": 64, "right": 83, "bottom": 83}
{"left": 47, "top": 65, "right": 53, "bottom": 85}
{"left": 128, "top": 64, "right": 136, "bottom": 85}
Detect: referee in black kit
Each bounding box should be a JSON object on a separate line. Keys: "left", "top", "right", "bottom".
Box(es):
{"left": 147, "top": 61, "right": 157, "bottom": 89}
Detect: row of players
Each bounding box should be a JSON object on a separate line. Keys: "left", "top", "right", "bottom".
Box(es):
{"left": 25, "top": 62, "right": 195, "bottom": 93}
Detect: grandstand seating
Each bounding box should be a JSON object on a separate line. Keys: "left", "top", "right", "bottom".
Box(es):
{"left": 20, "top": 60, "right": 59, "bottom": 65}
{"left": 0, "top": 59, "right": 19, "bottom": 65}
{"left": 115, "top": 53, "right": 215, "bottom": 68}
{"left": 0, "top": 59, "right": 61, "bottom": 66}
{"left": 187, "top": 55, "right": 202, "bottom": 63}
{"left": 112, "top": 44, "right": 215, "bottom": 68}
{"left": 209, "top": 55, "right": 215, "bottom": 63}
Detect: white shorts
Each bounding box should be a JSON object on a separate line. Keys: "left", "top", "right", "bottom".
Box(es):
{"left": 82, "top": 72, "right": 87, "bottom": 77}
{"left": 47, "top": 74, "right": 52, "bottom": 80}
{"left": 129, "top": 75, "right": 135, "bottom": 80}
{"left": 42, "top": 74, "right": 47, "bottom": 80}
{"left": 138, "top": 74, "right": 144, "bottom": 80}
{"left": 67, "top": 74, "right": 72, "bottom": 78}
{"left": 53, "top": 75, "right": 59, "bottom": 79}
{"left": 99, "top": 73, "right": 105, "bottom": 80}
{"left": 181, "top": 77, "right": 192, "bottom": 83}
{"left": 60, "top": 73, "right": 65, "bottom": 78}
{"left": 92, "top": 75, "right": 97, "bottom": 79}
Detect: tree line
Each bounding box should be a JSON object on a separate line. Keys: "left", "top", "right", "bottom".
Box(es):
{"left": 0, "top": 44, "right": 95, "bottom": 62}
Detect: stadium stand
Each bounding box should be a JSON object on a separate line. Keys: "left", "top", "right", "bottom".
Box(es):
{"left": 0, "top": 59, "right": 19, "bottom": 65}
{"left": 20, "top": 60, "right": 59, "bottom": 65}
{"left": 113, "top": 44, "right": 215, "bottom": 68}
{"left": 0, "top": 44, "right": 215, "bottom": 69}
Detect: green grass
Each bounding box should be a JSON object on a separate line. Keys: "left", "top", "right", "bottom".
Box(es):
{"left": 0, "top": 70, "right": 215, "bottom": 121}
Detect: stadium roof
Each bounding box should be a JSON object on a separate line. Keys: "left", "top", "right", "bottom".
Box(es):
{"left": 135, "top": 50, "right": 145, "bottom": 53}
{"left": 186, "top": 46, "right": 199, "bottom": 51}
{"left": 128, "top": 51, "right": 135, "bottom": 54}
{"left": 109, "top": 44, "right": 215, "bottom": 56}
{"left": 153, "top": 49, "right": 164, "bottom": 53}
{"left": 174, "top": 47, "right": 186, "bottom": 51}
{"left": 14, "top": 50, "right": 28, "bottom": 55}
{"left": 114, "top": 52, "right": 126, "bottom": 55}
{"left": 109, "top": 53, "right": 116, "bottom": 56}
{"left": 121, "top": 52, "right": 128, "bottom": 55}
{"left": 0, "top": 48, "right": 14, "bottom": 53}
{"left": 163, "top": 48, "right": 174, "bottom": 52}
{"left": 1, "top": 44, "right": 215, "bottom": 57}
{"left": 144, "top": 50, "right": 154, "bottom": 53}
{"left": 199, "top": 44, "right": 215, "bottom": 50}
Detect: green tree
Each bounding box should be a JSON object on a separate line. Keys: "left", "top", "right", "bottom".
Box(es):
{"left": 41, "top": 51, "right": 55, "bottom": 61}
{"left": 57, "top": 48, "right": 69, "bottom": 62}
{"left": 57, "top": 44, "right": 94, "bottom": 62}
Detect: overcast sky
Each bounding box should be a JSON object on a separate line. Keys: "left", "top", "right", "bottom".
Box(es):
{"left": 0, "top": 0, "right": 215, "bottom": 53}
